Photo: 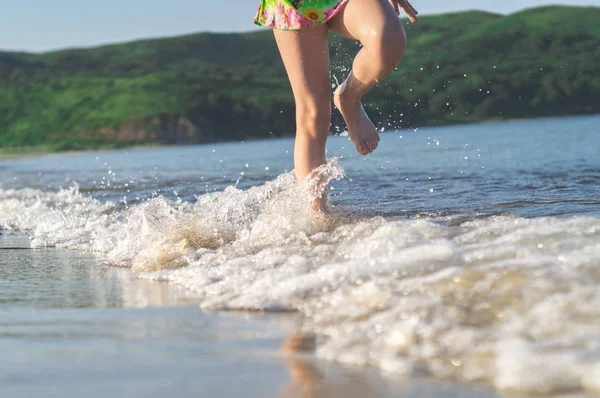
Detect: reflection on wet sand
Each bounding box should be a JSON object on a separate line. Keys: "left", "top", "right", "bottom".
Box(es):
{"left": 279, "top": 334, "right": 507, "bottom": 398}
{"left": 283, "top": 356, "right": 391, "bottom": 398}
{"left": 281, "top": 354, "right": 508, "bottom": 398}
{"left": 281, "top": 334, "right": 402, "bottom": 398}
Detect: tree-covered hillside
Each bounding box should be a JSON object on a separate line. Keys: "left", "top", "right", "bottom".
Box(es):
{"left": 0, "top": 6, "right": 599, "bottom": 152}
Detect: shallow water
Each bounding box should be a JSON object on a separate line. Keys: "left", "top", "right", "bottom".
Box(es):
{"left": 0, "top": 232, "right": 502, "bottom": 398}
{"left": 1, "top": 115, "right": 600, "bottom": 396}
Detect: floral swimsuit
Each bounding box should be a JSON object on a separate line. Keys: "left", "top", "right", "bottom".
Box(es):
{"left": 254, "top": 0, "right": 349, "bottom": 30}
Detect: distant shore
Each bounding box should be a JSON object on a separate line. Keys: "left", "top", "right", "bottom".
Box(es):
{"left": 0, "top": 143, "right": 164, "bottom": 160}
{"left": 1, "top": 6, "right": 598, "bottom": 154}
{"left": 1, "top": 113, "right": 598, "bottom": 161}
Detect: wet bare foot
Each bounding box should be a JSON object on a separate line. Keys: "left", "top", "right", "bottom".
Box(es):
{"left": 303, "top": 168, "right": 330, "bottom": 213}
{"left": 311, "top": 197, "right": 327, "bottom": 214}
{"left": 334, "top": 82, "right": 380, "bottom": 155}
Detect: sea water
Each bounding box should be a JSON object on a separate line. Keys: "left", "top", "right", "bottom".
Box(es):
{"left": 1, "top": 115, "right": 599, "bottom": 396}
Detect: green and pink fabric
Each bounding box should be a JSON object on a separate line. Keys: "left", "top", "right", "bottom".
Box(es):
{"left": 254, "top": 0, "right": 349, "bottom": 30}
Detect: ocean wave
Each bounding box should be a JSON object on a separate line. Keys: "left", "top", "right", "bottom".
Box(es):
{"left": 1, "top": 159, "right": 599, "bottom": 395}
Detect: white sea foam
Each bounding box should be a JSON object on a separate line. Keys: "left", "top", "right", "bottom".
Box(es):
{"left": 1, "top": 159, "right": 600, "bottom": 395}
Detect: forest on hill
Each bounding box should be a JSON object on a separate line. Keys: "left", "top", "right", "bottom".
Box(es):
{"left": 0, "top": 5, "right": 599, "bottom": 153}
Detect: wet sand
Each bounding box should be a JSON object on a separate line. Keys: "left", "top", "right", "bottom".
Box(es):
{"left": 0, "top": 230, "right": 508, "bottom": 398}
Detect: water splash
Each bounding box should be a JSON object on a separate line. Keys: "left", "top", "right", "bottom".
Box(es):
{"left": 1, "top": 160, "right": 600, "bottom": 396}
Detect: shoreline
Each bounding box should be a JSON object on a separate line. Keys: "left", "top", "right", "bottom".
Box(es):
{"left": 2, "top": 115, "right": 600, "bottom": 398}
{"left": 1, "top": 113, "right": 597, "bottom": 161}
{"left": 0, "top": 144, "right": 166, "bottom": 160}
{"left": 0, "top": 230, "right": 504, "bottom": 398}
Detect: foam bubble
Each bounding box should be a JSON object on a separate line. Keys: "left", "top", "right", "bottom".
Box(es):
{"left": 2, "top": 160, "right": 600, "bottom": 395}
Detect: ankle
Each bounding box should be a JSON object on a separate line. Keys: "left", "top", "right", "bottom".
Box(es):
{"left": 335, "top": 88, "right": 359, "bottom": 105}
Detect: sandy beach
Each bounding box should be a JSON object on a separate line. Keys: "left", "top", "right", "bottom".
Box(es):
{"left": 0, "top": 230, "right": 509, "bottom": 398}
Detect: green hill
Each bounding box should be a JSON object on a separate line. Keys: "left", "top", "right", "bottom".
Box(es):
{"left": 0, "top": 6, "right": 599, "bottom": 153}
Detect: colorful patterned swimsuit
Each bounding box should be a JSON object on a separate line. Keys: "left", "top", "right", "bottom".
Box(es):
{"left": 254, "top": 0, "right": 349, "bottom": 30}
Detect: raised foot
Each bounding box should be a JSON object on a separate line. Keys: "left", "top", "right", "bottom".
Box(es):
{"left": 334, "top": 84, "right": 380, "bottom": 156}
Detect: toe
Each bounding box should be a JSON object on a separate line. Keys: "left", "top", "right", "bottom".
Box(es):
{"left": 365, "top": 139, "right": 376, "bottom": 154}
{"left": 358, "top": 144, "right": 369, "bottom": 156}
{"left": 366, "top": 136, "right": 377, "bottom": 152}
{"left": 362, "top": 138, "right": 372, "bottom": 153}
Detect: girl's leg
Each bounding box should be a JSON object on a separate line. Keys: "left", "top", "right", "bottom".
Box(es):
{"left": 328, "top": 0, "right": 407, "bottom": 155}
{"left": 273, "top": 25, "right": 332, "bottom": 184}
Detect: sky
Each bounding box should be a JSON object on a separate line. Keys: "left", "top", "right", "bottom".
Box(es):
{"left": 1, "top": 0, "right": 597, "bottom": 52}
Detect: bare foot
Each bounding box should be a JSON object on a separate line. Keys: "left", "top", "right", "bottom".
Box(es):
{"left": 334, "top": 82, "right": 380, "bottom": 155}
{"left": 303, "top": 168, "right": 330, "bottom": 213}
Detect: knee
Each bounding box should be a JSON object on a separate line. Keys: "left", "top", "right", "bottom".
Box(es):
{"left": 365, "top": 21, "right": 406, "bottom": 69}
{"left": 383, "top": 24, "right": 407, "bottom": 65}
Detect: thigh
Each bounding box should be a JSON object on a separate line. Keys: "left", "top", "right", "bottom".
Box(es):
{"left": 273, "top": 24, "right": 331, "bottom": 108}
{"left": 328, "top": 0, "right": 404, "bottom": 43}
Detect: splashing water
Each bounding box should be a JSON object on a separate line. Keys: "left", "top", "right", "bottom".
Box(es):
{"left": 2, "top": 141, "right": 600, "bottom": 395}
